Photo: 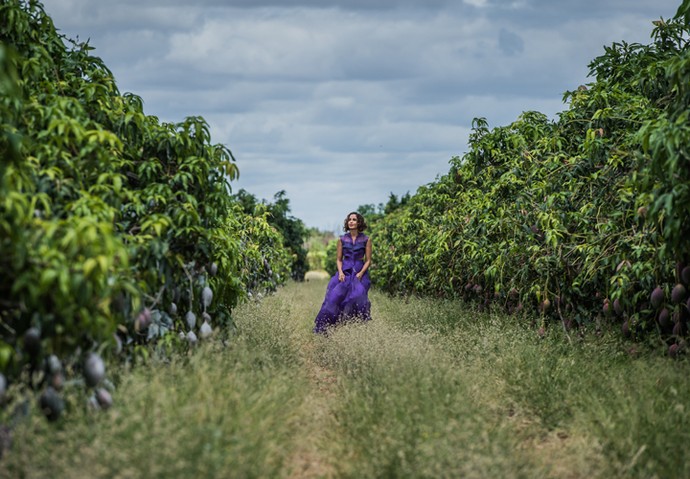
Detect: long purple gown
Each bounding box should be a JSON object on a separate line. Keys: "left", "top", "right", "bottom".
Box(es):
{"left": 313, "top": 233, "right": 371, "bottom": 334}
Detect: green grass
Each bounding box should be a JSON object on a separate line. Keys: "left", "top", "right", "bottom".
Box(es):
{"left": 2, "top": 280, "right": 689, "bottom": 478}
{"left": 377, "top": 294, "right": 690, "bottom": 478}
{"left": 1, "top": 291, "right": 309, "bottom": 479}
{"left": 314, "top": 320, "right": 531, "bottom": 478}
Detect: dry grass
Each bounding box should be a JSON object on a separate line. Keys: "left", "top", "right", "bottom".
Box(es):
{"left": 2, "top": 280, "right": 689, "bottom": 478}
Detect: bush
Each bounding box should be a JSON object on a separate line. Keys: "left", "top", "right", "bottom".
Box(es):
{"left": 0, "top": 0, "right": 292, "bottom": 400}
{"left": 370, "top": 9, "right": 690, "bottom": 345}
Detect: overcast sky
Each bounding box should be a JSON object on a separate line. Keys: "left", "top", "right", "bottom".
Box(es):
{"left": 41, "top": 0, "right": 680, "bottom": 232}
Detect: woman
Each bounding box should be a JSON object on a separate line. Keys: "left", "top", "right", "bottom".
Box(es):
{"left": 313, "top": 212, "right": 372, "bottom": 334}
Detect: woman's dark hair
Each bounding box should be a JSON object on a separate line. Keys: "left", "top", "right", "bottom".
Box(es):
{"left": 343, "top": 211, "right": 367, "bottom": 232}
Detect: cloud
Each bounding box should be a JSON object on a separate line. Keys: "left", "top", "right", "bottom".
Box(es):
{"left": 39, "top": 0, "right": 681, "bottom": 230}
{"left": 498, "top": 28, "right": 524, "bottom": 56}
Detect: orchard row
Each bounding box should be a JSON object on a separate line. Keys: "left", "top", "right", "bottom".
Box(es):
{"left": 368, "top": 8, "right": 690, "bottom": 356}
{"left": 0, "top": 0, "right": 302, "bottom": 423}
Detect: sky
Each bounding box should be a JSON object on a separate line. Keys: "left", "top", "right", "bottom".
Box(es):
{"left": 40, "top": 0, "right": 681, "bottom": 233}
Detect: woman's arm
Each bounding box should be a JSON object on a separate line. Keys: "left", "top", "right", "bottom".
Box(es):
{"left": 356, "top": 238, "right": 372, "bottom": 279}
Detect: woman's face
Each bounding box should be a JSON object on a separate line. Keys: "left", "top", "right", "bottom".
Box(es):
{"left": 347, "top": 214, "right": 359, "bottom": 230}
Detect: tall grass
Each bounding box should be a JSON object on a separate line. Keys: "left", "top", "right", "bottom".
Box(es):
{"left": 375, "top": 293, "right": 690, "bottom": 478}
{"left": 314, "top": 320, "right": 532, "bottom": 478}
{"left": 1, "top": 291, "right": 309, "bottom": 479}
{"left": 2, "top": 281, "right": 689, "bottom": 478}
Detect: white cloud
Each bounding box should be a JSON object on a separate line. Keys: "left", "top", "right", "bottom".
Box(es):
{"left": 463, "top": 0, "right": 489, "bottom": 7}
{"left": 39, "top": 0, "right": 681, "bottom": 230}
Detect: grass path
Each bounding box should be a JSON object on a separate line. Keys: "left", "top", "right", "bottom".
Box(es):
{"left": 280, "top": 279, "right": 339, "bottom": 478}
{"left": 2, "top": 279, "right": 690, "bottom": 478}
{"left": 237, "top": 280, "right": 603, "bottom": 478}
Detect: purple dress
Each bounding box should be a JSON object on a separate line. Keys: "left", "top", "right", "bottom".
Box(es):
{"left": 313, "top": 233, "right": 371, "bottom": 334}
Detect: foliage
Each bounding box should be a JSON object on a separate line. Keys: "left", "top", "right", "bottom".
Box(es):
{"left": 357, "top": 191, "right": 411, "bottom": 228}
{"left": 3, "top": 322, "right": 306, "bottom": 478}
{"left": 233, "top": 188, "right": 309, "bottom": 281}
{"left": 370, "top": 9, "right": 690, "bottom": 347}
{"left": 313, "top": 193, "right": 410, "bottom": 278}
{"left": 324, "top": 238, "right": 338, "bottom": 276}
{"left": 304, "top": 227, "right": 335, "bottom": 272}
{"left": 0, "top": 0, "right": 291, "bottom": 400}
{"left": 230, "top": 204, "right": 292, "bottom": 297}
